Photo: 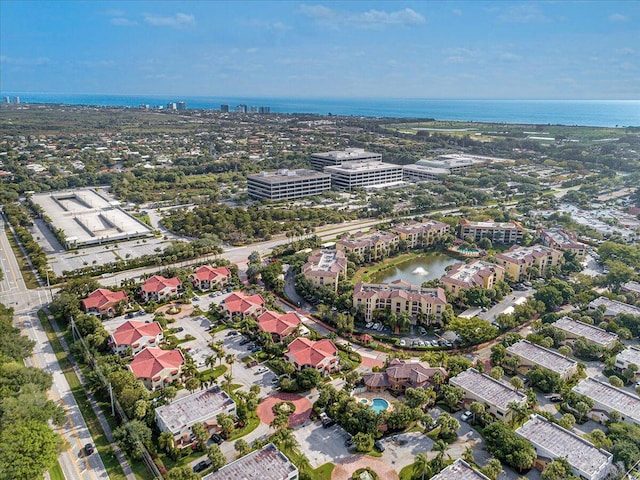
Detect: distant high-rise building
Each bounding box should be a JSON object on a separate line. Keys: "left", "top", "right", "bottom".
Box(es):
{"left": 166, "top": 102, "right": 177, "bottom": 110}
{"left": 220, "top": 104, "right": 230, "bottom": 112}
{"left": 259, "top": 106, "right": 270, "bottom": 114}
{"left": 177, "top": 101, "right": 186, "bottom": 111}
{"left": 13, "top": 96, "right": 20, "bottom": 104}
{"left": 236, "top": 104, "right": 247, "bottom": 113}
{"left": 249, "top": 106, "right": 258, "bottom": 113}
{"left": 3, "top": 96, "right": 10, "bottom": 104}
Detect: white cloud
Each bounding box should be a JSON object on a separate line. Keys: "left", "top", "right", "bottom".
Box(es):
{"left": 111, "top": 17, "right": 137, "bottom": 27}
{"left": 498, "top": 52, "right": 522, "bottom": 62}
{"left": 498, "top": 5, "right": 550, "bottom": 23}
{"left": 609, "top": 13, "right": 628, "bottom": 22}
{"left": 81, "top": 60, "right": 116, "bottom": 68}
{"left": 0, "top": 55, "right": 51, "bottom": 66}
{"left": 299, "top": 4, "right": 425, "bottom": 28}
{"left": 143, "top": 13, "right": 195, "bottom": 28}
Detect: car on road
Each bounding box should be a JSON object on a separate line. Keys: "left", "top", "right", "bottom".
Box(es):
{"left": 549, "top": 395, "right": 563, "bottom": 403}
{"left": 374, "top": 440, "right": 385, "bottom": 452}
{"left": 193, "top": 459, "right": 212, "bottom": 473}
{"left": 84, "top": 443, "right": 94, "bottom": 455}
{"left": 461, "top": 411, "right": 473, "bottom": 422}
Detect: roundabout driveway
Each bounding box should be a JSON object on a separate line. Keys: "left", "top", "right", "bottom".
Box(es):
{"left": 257, "top": 392, "right": 312, "bottom": 427}
{"left": 332, "top": 455, "right": 399, "bottom": 480}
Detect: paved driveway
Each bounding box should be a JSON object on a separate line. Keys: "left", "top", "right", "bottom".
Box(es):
{"left": 293, "top": 421, "right": 353, "bottom": 469}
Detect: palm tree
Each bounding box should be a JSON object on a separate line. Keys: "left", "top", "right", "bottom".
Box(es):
{"left": 223, "top": 373, "right": 233, "bottom": 393}
{"left": 414, "top": 452, "right": 431, "bottom": 480}
{"left": 432, "top": 439, "right": 449, "bottom": 472}
{"left": 158, "top": 431, "right": 175, "bottom": 453}
{"left": 204, "top": 355, "right": 216, "bottom": 370}
{"left": 225, "top": 353, "right": 236, "bottom": 377}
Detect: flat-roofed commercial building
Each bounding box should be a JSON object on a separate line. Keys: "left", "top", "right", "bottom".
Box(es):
{"left": 450, "top": 368, "right": 527, "bottom": 423}
{"left": 403, "top": 164, "right": 450, "bottom": 182}
{"left": 155, "top": 386, "right": 236, "bottom": 448}
{"left": 336, "top": 230, "right": 399, "bottom": 262}
{"left": 459, "top": 219, "right": 525, "bottom": 244}
{"left": 516, "top": 414, "right": 612, "bottom": 480}
{"left": 538, "top": 227, "right": 587, "bottom": 258}
{"left": 31, "top": 189, "right": 153, "bottom": 249}
{"left": 310, "top": 147, "right": 381, "bottom": 170}
{"left": 353, "top": 279, "right": 448, "bottom": 324}
{"left": 614, "top": 346, "right": 640, "bottom": 380}
{"left": 506, "top": 340, "right": 578, "bottom": 380}
{"left": 552, "top": 316, "right": 618, "bottom": 349}
{"left": 441, "top": 260, "right": 505, "bottom": 296}
{"left": 247, "top": 169, "right": 331, "bottom": 200}
{"left": 588, "top": 296, "right": 640, "bottom": 318}
{"left": 430, "top": 459, "right": 490, "bottom": 480}
{"left": 621, "top": 281, "right": 640, "bottom": 295}
{"left": 203, "top": 443, "right": 298, "bottom": 480}
{"left": 415, "top": 154, "right": 486, "bottom": 174}
{"left": 573, "top": 377, "right": 640, "bottom": 425}
{"left": 324, "top": 160, "right": 403, "bottom": 191}
{"left": 301, "top": 249, "right": 348, "bottom": 292}
{"left": 391, "top": 219, "right": 450, "bottom": 249}
{"left": 494, "top": 245, "right": 564, "bottom": 282}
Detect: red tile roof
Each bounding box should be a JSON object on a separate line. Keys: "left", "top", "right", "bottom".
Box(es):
{"left": 112, "top": 320, "right": 162, "bottom": 347}
{"left": 129, "top": 347, "right": 184, "bottom": 379}
{"left": 193, "top": 265, "right": 231, "bottom": 282}
{"left": 141, "top": 275, "right": 182, "bottom": 293}
{"left": 81, "top": 288, "right": 128, "bottom": 311}
{"left": 287, "top": 338, "right": 337, "bottom": 368}
{"left": 257, "top": 311, "right": 302, "bottom": 336}
{"left": 223, "top": 292, "right": 264, "bottom": 314}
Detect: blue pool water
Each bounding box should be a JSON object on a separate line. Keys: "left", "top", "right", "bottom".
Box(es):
{"left": 371, "top": 398, "right": 390, "bottom": 414}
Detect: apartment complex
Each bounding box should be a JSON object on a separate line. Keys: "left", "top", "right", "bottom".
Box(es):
{"left": 140, "top": 275, "right": 182, "bottom": 303}
{"left": 391, "top": 219, "right": 450, "bottom": 248}
{"left": 441, "top": 260, "right": 505, "bottom": 295}
{"left": 459, "top": 219, "right": 525, "bottom": 244}
{"left": 301, "top": 249, "right": 348, "bottom": 292}
{"left": 108, "top": 320, "right": 163, "bottom": 355}
{"left": 516, "top": 414, "right": 612, "bottom": 480}
{"left": 588, "top": 296, "right": 640, "bottom": 318}
{"left": 285, "top": 338, "right": 339, "bottom": 375}
{"left": 353, "top": 280, "right": 448, "bottom": 323}
{"left": 450, "top": 368, "right": 527, "bottom": 423}
{"left": 81, "top": 288, "right": 128, "bottom": 317}
{"left": 324, "top": 160, "right": 404, "bottom": 190}
{"left": 552, "top": 316, "right": 618, "bottom": 350}
{"left": 336, "top": 231, "right": 399, "bottom": 262}
{"left": 538, "top": 226, "right": 587, "bottom": 258}
{"left": 310, "top": 147, "right": 381, "bottom": 170}
{"left": 494, "top": 245, "right": 564, "bottom": 282}
{"left": 573, "top": 377, "right": 640, "bottom": 425}
{"left": 506, "top": 340, "right": 578, "bottom": 380}
{"left": 247, "top": 169, "right": 331, "bottom": 200}
{"left": 203, "top": 443, "right": 298, "bottom": 480}
{"left": 614, "top": 346, "right": 640, "bottom": 380}
{"left": 128, "top": 347, "right": 185, "bottom": 391}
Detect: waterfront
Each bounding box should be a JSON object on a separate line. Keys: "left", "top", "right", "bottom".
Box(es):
{"left": 369, "top": 253, "right": 459, "bottom": 285}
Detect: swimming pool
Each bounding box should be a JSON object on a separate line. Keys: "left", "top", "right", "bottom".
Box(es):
{"left": 371, "top": 397, "right": 390, "bottom": 413}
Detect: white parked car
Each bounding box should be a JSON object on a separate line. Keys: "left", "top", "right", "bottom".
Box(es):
{"left": 399, "top": 339, "right": 406, "bottom": 346}
{"left": 372, "top": 323, "right": 380, "bottom": 331}
{"left": 366, "top": 322, "right": 373, "bottom": 328}
{"left": 256, "top": 366, "right": 268, "bottom": 374}
{"left": 461, "top": 411, "right": 473, "bottom": 422}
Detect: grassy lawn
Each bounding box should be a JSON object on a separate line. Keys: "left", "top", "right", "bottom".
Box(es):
{"left": 48, "top": 462, "right": 65, "bottom": 480}
{"left": 5, "top": 230, "right": 40, "bottom": 288}
{"left": 276, "top": 442, "right": 335, "bottom": 480}
{"left": 311, "top": 462, "right": 335, "bottom": 480}
{"left": 228, "top": 413, "right": 260, "bottom": 441}
{"left": 197, "top": 365, "right": 227, "bottom": 383}
{"left": 399, "top": 462, "right": 417, "bottom": 480}
{"left": 38, "top": 311, "right": 130, "bottom": 480}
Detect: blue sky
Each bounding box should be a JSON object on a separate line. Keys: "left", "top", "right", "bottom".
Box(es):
{"left": 1, "top": 1, "right": 638, "bottom": 99}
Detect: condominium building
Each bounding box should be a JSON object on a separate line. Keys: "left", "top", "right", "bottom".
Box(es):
{"left": 573, "top": 377, "right": 640, "bottom": 425}
{"left": 336, "top": 230, "right": 399, "bottom": 262}
{"left": 459, "top": 219, "right": 525, "bottom": 244}
{"left": 301, "top": 249, "right": 348, "bottom": 292}
{"left": 324, "top": 160, "right": 403, "bottom": 190}
{"left": 450, "top": 368, "right": 527, "bottom": 423}
{"left": 353, "top": 279, "right": 448, "bottom": 323}
{"left": 552, "top": 316, "right": 618, "bottom": 350}
{"left": 247, "top": 169, "right": 331, "bottom": 200}
{"left": 506, "top": 340, "right": 578, "bottom": 380}
{"left": 538, "top": 227, "right": 587, "bottom": 258}
{"left": 494, "top": 245, "right": 564, "bottom": 282}
{"left": 441, "top": 260, "right": 505, "bottom": 296}
{"left": 621, "top": 281, "right": 640, "bottom": 295}
{"left": 614, "top": 346, "right": 640, "bottom": 380}
{"left": 310, "top": 147, "right": 381, "bottom": 170}
{"left": 588, "top": 296, "right": 640, "bottom": 318}
{"left": 516, "top": 414, "right": 612, "bottom": 480}
{"left": 391, "top": 219, "right": 450, "bottom": 248}
{"left": 202, "top": 443, "right": 298, "bottom": 480}
{"left": 430, "top": 459, "right": 490, "bottom": 480}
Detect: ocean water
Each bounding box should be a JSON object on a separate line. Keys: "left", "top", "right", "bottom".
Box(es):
{"left": 1, "top": 92, "right": 638, "bottom": 127}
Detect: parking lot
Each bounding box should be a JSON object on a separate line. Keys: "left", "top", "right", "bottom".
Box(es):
{"left": 293, "top": 420, "right": 352, "bottom": 468}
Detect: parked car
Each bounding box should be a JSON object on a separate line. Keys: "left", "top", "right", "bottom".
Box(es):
{"left": 239, "top": 337, "right": 251, "bottom": 345}
{"left": 84, "top": 443, "right": 94, "bottom": 455}
{"left": 137, "top": 310, "right": 146, "bottom": 316}
{"left": 372, "top": 323, "right": 380, "bottom": 331}
{"left": 192, "top": 297, "right": 199, "bottom": 301}
{"left": 549, "top": 395, "right": 563, "bottom": 403}
{"left": 226, "top": 330, "right": 238, "bottom": 336}
{"left": 193, "top": 459, "right": 212, "bottom": 473}
{"left": 256, "top": 366, "right": 268, "bottom": 374}
{"left": 175, "top": 326, "right": 184, "bottom": 332}
{"left": 374, "top": 440, "right": 385, "bottom": 452}
{"left": 419, "top": 327, "right": 427, "bottom": 335}
{"left": 251, "top": 346, "right": 262, "bottom": 353}
{"left": 271, "top": 377, "right": 279, "bottom": 384}
{"left": 461, "top": 411, "right": 473, "bottom": 422}
{"left": 366, "top": 322, "right": 373, "bottom": 328}
{"left": 399, "top": 339, "right": 406, "bottom": 346}
{"left": 210, "top": 433, "right": 223, "bottom": 445}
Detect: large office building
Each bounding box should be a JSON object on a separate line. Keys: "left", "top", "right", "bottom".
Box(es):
{"left": 353, "top": 279, "right": 448, "bottom": 323}
{"left": 247, "top": 169, "right": 331, "bottom": 200}
{"left": 414, "top": 154, "right": 486, "bottom": 174}
{"left": 459, "top": 219, "right": 525, "bottom": 244}
{"left": 310, "top": 147, "right": 382, "bottom": 170}
{"left": 494, "top": 245, "right": 564, "bottom": 282}
{"left": 324, "top": 160, "right": 403, "bottom": 190}
{"left": 402, "top": 164, "right": 451, "bottom": 182}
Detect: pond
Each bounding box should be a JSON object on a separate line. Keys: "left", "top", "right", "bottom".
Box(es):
{"left": 369, "top": 253, "right": 459, "bottom": 285}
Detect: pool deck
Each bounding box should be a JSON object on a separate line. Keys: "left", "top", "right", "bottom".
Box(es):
{"left": 353, "top": 391, "right": 396, "bottom": 411}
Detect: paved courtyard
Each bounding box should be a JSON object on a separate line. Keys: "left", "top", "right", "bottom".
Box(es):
{"left": 257, "top": 392, "right": 312, "bottom": 427}
{"left": 293, "top": 421, "right": 352, "bottom": 468}
{"left": 332, "top": 455, "right": 400, "bottom": 480}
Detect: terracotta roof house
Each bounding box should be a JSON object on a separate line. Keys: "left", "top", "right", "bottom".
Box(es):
{"left": 109, "top": 320, "right": 163, "bottom": 355}
{"left": 129, "top": 347, "right": 185, "bottom": 391}
{"left": 258, "top": 310, "right": 303, "bottom": 341}
{"left": 221, "top": 291, "right": 265, "bottom": 319}
{"left": 81, "top": 288, "right": 128, "bottom": 317}
{"left": 363, "top": 359, "right": 447, "bottom": 393}
{"left": 140, "top": 275, "right": 182, "bottom": 303}
{"left": 285, "top": 338, "right": 339, "bottom": 375}
{"left": 189, "top": 265, "right": 231, "bottom": 291}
